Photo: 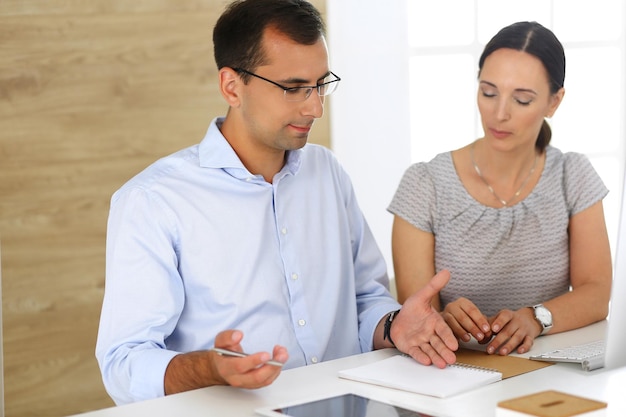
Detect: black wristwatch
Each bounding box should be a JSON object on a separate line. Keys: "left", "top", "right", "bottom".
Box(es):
{"left": 384, "top": 309, "right": 401, "bottom": 347}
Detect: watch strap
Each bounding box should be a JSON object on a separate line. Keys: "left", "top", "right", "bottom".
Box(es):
{"left": 532, "top": 304, "right": 553, "bottom": 336}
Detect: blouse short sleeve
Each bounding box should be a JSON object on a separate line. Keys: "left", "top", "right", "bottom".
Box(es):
{"left": 562, "top": 152, "right": 609, "bottom": 216}
{"left": 388, "top": 162, "right": 436, "bottom": 234}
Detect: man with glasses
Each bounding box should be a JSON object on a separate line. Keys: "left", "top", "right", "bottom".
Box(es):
{"left": 96, "top": 0, "right": 458, "bottom": 405}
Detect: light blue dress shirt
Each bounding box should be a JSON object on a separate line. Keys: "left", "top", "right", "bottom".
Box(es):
{"left": 96, "top": 118, "right": 399, "bottom": 404}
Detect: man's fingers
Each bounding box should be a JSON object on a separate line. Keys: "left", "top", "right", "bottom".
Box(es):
{"left": 409, "top": 340, "right": 455, "bottom": 369}
{"left": 416, "top": 269, "right": 450, "bottom": 304}
{"left": 214, "top": 329, "right": 244, "bottom": 349}
{"left": 433, "top": 314, "right": 459, "bottom": 349}
{"left": 428, "top": 269, "right": 451, "bottom": 292}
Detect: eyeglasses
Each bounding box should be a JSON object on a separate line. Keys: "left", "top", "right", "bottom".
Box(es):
{"left": 233, "top": 68, "right": 341, "bottom": 102}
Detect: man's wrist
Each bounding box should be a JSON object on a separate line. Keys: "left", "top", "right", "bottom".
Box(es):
{"left": 383, "top": 309, "right": 401, "bottom": 347}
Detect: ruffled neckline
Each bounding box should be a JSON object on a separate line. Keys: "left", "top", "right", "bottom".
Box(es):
{"left": 445, "top": 146, "right": 558, "bottom": 213}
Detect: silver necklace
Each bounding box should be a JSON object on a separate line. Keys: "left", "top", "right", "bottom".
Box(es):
{"left": 470, "top": 141, "right": 537, "bottom": 207}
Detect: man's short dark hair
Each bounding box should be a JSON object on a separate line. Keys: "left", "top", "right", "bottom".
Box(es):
{"left": 213, "top": 0, "right": 325, "bottom": 79}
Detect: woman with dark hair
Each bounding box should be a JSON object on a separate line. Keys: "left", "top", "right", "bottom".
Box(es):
{"left": 389, "top": 21, "right": 612, "bottom": 356}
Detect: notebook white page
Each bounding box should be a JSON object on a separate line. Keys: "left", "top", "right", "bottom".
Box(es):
{"left": 338, "top": 354, "right": 502, "bottom": 398}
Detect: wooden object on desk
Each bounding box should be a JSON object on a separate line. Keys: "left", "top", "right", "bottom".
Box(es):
{"left": 497, "top": 390, "right": 607, "bottom": 417}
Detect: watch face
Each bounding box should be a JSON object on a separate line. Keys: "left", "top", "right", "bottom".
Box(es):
{"left": 535, "top": 306, "right": 552, "bottom": 326}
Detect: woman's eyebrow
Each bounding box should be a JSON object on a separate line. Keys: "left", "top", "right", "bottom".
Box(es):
{"left": 515, "top": 88, "right": 538, "bottom": 95}
{"left": 479, "top": 80, "right": 537, "bottom": 95}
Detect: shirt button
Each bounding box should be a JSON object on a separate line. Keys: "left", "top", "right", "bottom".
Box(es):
{"left": 298, "top": 319, "right": 306, "bottom": 326}
{"left": 291, "top": 273, "right": 298, "bottom": 280}
{"left": 311, "top": 356, "right": 319, "bottom": 364}
{"left": 281, "top": 227, "right": 288, "bottom": 235}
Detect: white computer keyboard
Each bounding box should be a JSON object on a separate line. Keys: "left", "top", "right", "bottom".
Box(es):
{"left": 530, "top": 339, "right": 606, "bottom": 371}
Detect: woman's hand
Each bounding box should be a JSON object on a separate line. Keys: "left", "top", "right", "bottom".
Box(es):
{"left": 442, "top": 297, "right": 493, "bottom": 344}
{"left": 443, "top": 300, "right": 543, "bottom": 355}
{"left": 484, "top": 307, "right": 542, "bottom": 355}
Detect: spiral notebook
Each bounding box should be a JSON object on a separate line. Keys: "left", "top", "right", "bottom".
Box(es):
{"left": 338, "top": 353, "right": 502, "bottom": 398}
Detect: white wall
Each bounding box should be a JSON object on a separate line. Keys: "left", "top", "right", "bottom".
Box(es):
{"left": 327, "top": 0, "right": 410, "bottom": 276}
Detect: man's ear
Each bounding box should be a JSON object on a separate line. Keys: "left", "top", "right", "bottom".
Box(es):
{"left": 219, "top": 67, "right": 242, "bottom": 107}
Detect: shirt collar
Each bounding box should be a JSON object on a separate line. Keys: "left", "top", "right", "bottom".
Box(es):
{"left": 198, "top": 117, "right": 303, "bottom": 179}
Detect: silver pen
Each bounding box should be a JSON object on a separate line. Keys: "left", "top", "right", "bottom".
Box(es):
{"left": 211, "top": 347, "right": 284, "bottom": 367}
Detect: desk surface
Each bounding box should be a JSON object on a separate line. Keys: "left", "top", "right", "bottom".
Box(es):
{"left": 73, "top": 321, "right": 626, "bottom": 417}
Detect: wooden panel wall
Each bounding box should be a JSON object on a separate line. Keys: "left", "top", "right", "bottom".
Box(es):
{"left": 0, "top": 1, "right": 329, "bottom": 416}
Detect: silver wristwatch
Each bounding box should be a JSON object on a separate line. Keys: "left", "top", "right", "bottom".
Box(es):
{"left": 532, "top": 304, "right": 553, "bottom": 336}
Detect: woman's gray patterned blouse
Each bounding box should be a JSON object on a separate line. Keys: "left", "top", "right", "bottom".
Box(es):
{"left": 388, "top": 146, "right": 608, "bottom": 316}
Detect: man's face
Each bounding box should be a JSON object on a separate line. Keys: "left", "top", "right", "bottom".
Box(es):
{"left": 237, "top": 27, "right": 330, "bottom": 154}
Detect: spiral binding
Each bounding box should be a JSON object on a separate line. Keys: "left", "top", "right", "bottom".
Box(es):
{"left": 400, "top": 353, "right": 500, "bottom": 374}
{"left": 450, "top": 362, "right": 499, "bottom": 374}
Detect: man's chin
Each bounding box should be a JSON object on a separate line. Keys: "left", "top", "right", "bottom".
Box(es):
{"left": 288, "top": 138, "right": 308, "bottom": 150}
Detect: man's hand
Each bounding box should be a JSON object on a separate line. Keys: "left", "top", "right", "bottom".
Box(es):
{"left": 391, "top": 270, "right": 458, "bottom": 368}
{"left": 164, "top": 330, "right": 288, "bottom": 395}
{"left": 211, "top": 330, "right": 288, "bottom": 388}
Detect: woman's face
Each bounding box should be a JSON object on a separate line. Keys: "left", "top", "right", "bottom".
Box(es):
{"left": 477, "top": 48, "right": 564, "bottom": 151}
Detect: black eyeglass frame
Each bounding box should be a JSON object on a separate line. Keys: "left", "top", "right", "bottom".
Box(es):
{"left": 233, "top": 67, "right": 341, "bottom": 101}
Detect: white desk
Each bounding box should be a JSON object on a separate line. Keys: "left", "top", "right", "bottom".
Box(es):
{"left": 72, "top": 321, "right": 626, "bottom": 417}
